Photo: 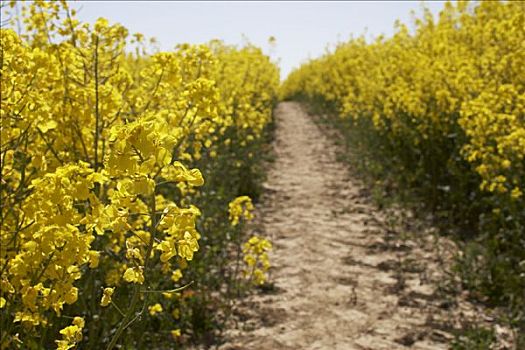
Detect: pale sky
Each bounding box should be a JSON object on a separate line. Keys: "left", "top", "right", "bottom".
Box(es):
{"left": 68, "top": 1, "right": 447, "bottom": 79}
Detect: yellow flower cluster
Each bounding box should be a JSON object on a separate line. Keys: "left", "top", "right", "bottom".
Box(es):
{"left": 148, "top": 303, "right": 163, "bottom": 316}
{"left": 55, "top": 317, "right": 85, "bottom": 350}
{"left": 242, "top": 236, "right": 272, "bottom": 285}
{"left": 228, "top": 195, "right": 255, "bottom": 226}
{"left": 281, "top": 0, "right": 524, "bottom": 205}
{"left": 1, "top": 1, "right": 278, "bottom": 348}
{"left": 100, "top": 287, "right": 114, "bottom": 307}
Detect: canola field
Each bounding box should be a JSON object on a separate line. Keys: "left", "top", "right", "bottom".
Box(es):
{"left": 282, "top": 0, "right": 524, "bottom": 324}
{"left": 1, "top": 1, "right": 524, "bottom": 349}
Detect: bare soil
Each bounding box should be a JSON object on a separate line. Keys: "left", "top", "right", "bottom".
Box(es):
{"left": 218, "top": 102, "right": 515, "bottom": 350}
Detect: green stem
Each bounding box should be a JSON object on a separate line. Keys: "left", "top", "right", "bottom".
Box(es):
{"left": 106, "top": 191, "right": 157, "bottom": 350}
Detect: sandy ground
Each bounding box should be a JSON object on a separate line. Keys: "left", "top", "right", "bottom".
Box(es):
{"left": 218, "top": 102, "right": 514, "bottom": 350}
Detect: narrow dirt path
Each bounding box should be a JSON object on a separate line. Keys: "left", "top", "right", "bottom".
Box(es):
{"left": 219, "top": 102, "right": 508, "bottom": 350}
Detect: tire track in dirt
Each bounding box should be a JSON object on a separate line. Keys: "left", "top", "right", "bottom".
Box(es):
{"left": 218, "top": 102, "right": 511, "bottom": 350}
